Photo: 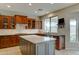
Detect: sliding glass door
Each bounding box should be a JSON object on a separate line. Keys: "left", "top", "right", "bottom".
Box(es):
{"left": 44, "top": 16, "right": 58, "bottom": 34}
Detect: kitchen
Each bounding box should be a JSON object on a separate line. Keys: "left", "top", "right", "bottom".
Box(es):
{"left": 0, "top": 3, "right": 56, "bottom": 55}
{"left": 0, "top": 3, "right": 78, "bottom": 55}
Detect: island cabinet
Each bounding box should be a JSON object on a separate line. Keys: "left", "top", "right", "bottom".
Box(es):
{"left": 19, "top": 38, "right": 36, "bottom": 55}
{"left": 20, "top": 35, "right": 55, "bottom": 55}
{"left": 0, "top": 35, "right": 20, "bottom": 49}
{"left": 36, "top": 41, "right": 55, "bottom": 55}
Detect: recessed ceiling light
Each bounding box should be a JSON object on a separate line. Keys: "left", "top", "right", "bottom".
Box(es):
{"left": 35, "top": 11, "right": 38, "bottom": 13}
{"left": 46, "top": 11, "right": 49, "bottom": 14}
{"left": 7, "top": 5, "right": 11, "bottom": 8}
{"left": 50, "top": 3, "right": 54, "bottom": 4}
{"left": 29, "top": 3, "right": 32, "bottom": 6}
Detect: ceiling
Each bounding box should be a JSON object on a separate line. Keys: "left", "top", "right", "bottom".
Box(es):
{"left": 0, "top": 3, "right": 76, "bottom": 17}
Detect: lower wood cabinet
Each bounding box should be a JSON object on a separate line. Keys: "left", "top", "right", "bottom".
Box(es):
{"left": 53, "top": 35, "right": 65, "bottom": 50}
{"left": 0, "top": 35, "right": 19, "bottom": 49}
{"left": 0, "top": 36, "right": 36, "bottom": 55}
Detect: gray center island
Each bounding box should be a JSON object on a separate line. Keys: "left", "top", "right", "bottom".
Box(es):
{"left": 20, "top": 35, "right": 56, "bottom": 55}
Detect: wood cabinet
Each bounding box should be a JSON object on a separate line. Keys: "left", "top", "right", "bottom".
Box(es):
{"left": 0, "top": 15, "right": 16, "bottom": 29}
{"left": 15, "top": 15, "right": 27, "bottom": 24}
{"left": 25, "top": 18, "right": 42, "bottom": 29}
{"left": 0, "top": 15, "right": 3, "bottom": 29}
{"left": 27, "top": 18, "right": 32, "bottom": 29}
{"left": 32, "top": 20, "right": 35, "bottom": 29}
{"left": 0, "top": 15, "right": 42, "bottom": 29}
{"left": 0, "top": 35, "right": 20, "bottom": 49}
{"left": 53, "top": 35, "right": 65, "bottom": 50}
{"left": 25, "top": 18, "right": 36, "bottom": 29}
{"left": 22, "top": 16, "right": 27, "bottom": 24}
{"left": 35, "top": 20, "right": 42, "bottom": 29}
{"left": 15, "top": 15, "right": 35, "bottom": 29}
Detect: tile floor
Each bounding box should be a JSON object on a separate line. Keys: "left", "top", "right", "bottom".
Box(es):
{"left": 0, "top": 46, "right": 21, "bottom": 55}
{"left": 55, "top": 49, "right": 79, "bottom": 55}
{"left": 0, "top": 46, "right": 79, "bottom": 55}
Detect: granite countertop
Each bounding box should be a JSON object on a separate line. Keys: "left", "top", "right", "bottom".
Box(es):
{"left": 0, "top": 29, "right": 61, "bottom": 37}
{"left": 0, "top": 29, "right": 40, "bottom": 36}
{"left": 20, "top": 35, "right": 56, "bottom": 44}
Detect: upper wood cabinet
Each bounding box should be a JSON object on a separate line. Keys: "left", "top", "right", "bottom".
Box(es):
{"left": 15, "top": 15, "right": 27, "bottom": 24}
{"left": 32, "top": 20, "right": 35, "bottom": 29}
{"left": 0, "top": 15, "right": 3, "bottom": 29}
{"left": 0, "top": 15, "right": 42, "bottom": 29}
{"left": 25, "top": 18, "right": 42, "bottom": 29}
{"left": 0, "top": 15, "right": 16, "bottom": 29}
{"left": 35, "top": 20, "right": 42, "bottom": 29}
{"left": 27, "top": 18, "right": 32, "bottom": 29}
{"left": 22, "top": 16, "right": 27, "bottom": 24}
{"left": 25, "top": 18, "right": 36, "bottom": 29}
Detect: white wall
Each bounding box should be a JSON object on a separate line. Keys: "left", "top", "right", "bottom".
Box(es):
{"left": 41, "top": 4, "right": 79, "bottom": 50}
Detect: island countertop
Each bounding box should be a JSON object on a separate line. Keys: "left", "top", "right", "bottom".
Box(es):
{"left": 20, "top": 35, "right": 56, "bottom": 44}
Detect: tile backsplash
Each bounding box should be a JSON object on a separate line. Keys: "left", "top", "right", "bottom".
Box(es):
{"left": 0, "top": 24, "right": 42, "bottom": 35}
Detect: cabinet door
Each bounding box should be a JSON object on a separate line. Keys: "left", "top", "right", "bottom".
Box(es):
{"left": 0, "top": 36, "right": 10, "bottom": 48}
{"left": 20, "top": 38, "right": 36, "bottom": 55}
{"left": 10, "top": 36, "right": 19, "bottom": 46}
{"left": 54, "top": 36, "right": 60, "bottom": 50}
{"left": 32, "top": 20, "right": 35, "bottom": 29}
{"left": 22, "top": 16, "right": 27, "bottom": 24}
{"left": 9, "top": 17, "right": 16, "bottom": 29}
{"left": 0, "top": 16, "right": 3, "bottom": 29}
{"left": 15, "top": 15, "right": 27, "bottom": 24}
{"left": 36, "top": 43, "right": 45, "bottom": 55}
{"left": 15, "top": 15, "right": 22, "bottom": 23}
{"left": 48, "top": 41, "right": 55, "bottom": 55}
{"left": 27, "top": 18, "right": 32, "bottom": 29}
{"left": 0, "top": 36, "right": 20, "bottom": 49}
{"left": 36, "top": 41, "right": 55, "bottom": 55}
{"left": 6, "top": 16, "right": 12, "bottom": 29}
{"left": 35, "top": 21, "right": 42, "bottom": 29}
{"left": 30, "top": 43, "right": 36, "bottom": 55}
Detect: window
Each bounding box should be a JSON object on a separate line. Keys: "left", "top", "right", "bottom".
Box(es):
{"left": 70, "top": 19, "right": 78, "bottom": 42}
{"left": 44, "top": 18, "right": 50, "bottom": 32}
{"left": 44, "top": 16, "right": 58, "bottom": 33}
{"left": 50, "top": 16, "right": 58, "bottom": 33}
